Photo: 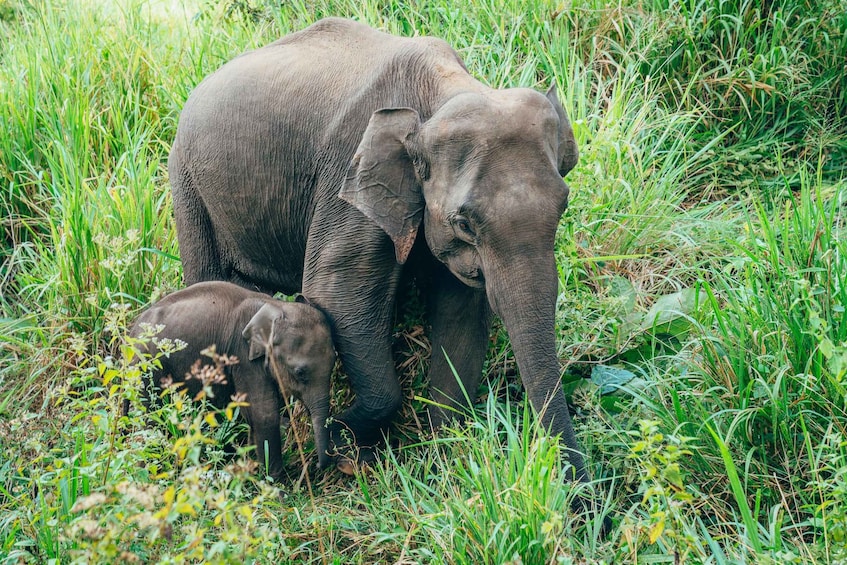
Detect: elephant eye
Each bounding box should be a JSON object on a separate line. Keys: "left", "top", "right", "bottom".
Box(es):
{"left": 453, "top": 216, "right": 476, "bottom": 239}
{"left": 292, "top": 365, "right": 309, "bottom": 384}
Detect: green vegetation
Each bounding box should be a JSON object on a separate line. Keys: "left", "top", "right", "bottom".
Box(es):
{"left": 1, "top": 0, "right": 845, "bottom": 561}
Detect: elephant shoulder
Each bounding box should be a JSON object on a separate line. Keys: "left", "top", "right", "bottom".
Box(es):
{"left": 407, "top": 35, "right": 463, "bottom": 62}
{"left": 132, "top": 283, "right": 246, "bottom": 330}
{"left": 398, "top": 36, "right": 472, "bottom": 89}
{"left": 299, "top": 17, "right": 374, "bottom": 37}
{"left": 269, "top": 17, "right": 384, "bottom": 49}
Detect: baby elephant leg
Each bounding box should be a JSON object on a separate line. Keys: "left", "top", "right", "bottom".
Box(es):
{"left": 235, "top": 371, "right": 286, "bottom": 482}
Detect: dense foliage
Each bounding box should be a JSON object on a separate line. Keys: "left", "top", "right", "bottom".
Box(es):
{"left": 1, "top": 0, "right": 845, "bottom": 562}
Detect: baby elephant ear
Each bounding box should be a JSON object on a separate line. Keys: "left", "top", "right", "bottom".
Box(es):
{"left": 242, "top": 304, "right": 283, "bottom": 361}
{"left": 340, "top": 108, "right": 425, "bottom": 265}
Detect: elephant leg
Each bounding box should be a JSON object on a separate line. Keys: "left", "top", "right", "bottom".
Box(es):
{"left": 169, "top": 148, "right": 226, "bottom": 285}
{"left": 228, "top": 269, "right": 275, "bottom": 295}
{"left": 303, "top": 216, "right": 407, "bottom": 465}
{"left": 425, "top": 267, "right": 492, "bottom": 429}
{"left": 327, "top": 316, "right": 404, "bottom": 453}
{"left": 232, "top": 371, "right": 285, "bottom": 481}
{"left": 250, "top": 409, "right": 284, "bottom": 482}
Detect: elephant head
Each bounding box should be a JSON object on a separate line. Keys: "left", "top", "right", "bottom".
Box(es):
{"left": 340, "top": 85, "right": 583, "bottom": 474}
{"left": 242, "top": 302, "right": 336, "bottom": 469}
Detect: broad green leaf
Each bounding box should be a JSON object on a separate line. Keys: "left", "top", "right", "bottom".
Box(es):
{"left": 640, "top": 287, "right": 698, "bottom": 330}
{"left": 607, "top": 275, "right": 637, "bottom": 316}
{"left": 591, "top": 364, "right": 637, "bottom": 395}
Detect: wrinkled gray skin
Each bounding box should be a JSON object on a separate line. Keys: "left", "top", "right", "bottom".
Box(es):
{"left": 170, "top": 19, "right": 587, "bottom": 483}
{"left": 130, "top": 281, "right": 336, "bottom": 481}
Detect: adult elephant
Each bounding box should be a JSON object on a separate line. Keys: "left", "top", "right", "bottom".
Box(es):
{"left": 170, "top": 18, "right": 588, "bottom": 483}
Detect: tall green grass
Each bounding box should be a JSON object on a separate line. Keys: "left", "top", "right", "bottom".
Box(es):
{"left": 1, "top": 0, "right": 846, "bottom": 562}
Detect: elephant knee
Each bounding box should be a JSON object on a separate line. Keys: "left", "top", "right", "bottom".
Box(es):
{"left": 363, "top": 389, "right": 403, "bottom": 425}
{"left": 383, "top": 392, "right": 403, "bottom": 420}
{"left": 331, "top": 384, "right": 403, "bottom": 450}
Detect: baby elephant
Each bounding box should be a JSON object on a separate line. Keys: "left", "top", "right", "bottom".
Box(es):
{"left": 129, "top": 281, "right": 336, "bottom": 481}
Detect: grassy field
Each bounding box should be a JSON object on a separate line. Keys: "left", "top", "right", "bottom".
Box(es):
{"left": 1, "top": 0, "right": 846, "bottom": 562}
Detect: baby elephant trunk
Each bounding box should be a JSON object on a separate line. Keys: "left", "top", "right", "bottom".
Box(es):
{"left": 303, "top": 393, "right": 332, "bottom": 469}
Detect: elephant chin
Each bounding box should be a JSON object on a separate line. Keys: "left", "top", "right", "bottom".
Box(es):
{"left": 448, "top": 266, "right": 485, "bottom": 289}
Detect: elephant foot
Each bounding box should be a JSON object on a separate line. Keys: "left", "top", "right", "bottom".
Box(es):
{"left": 570, "top": 492, "right": 612, "bottom": 538}
{"left": 600, "top": 515, "right": 613, "bottom": 538}
{"left": 335, "top": 455, "right": 372, "bottom": 476}
{"left": 328, "top": 421, "right": 380, "bottom": 475}
{"left": 331, "top": 441, "right": 378, "bottom": 476}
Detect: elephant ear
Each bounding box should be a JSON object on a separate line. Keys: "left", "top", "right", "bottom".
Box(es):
{"left": 340, "top": 108, "right": 425, "bottom": 265}
{"left": 242, "top": 304, "right": 283, "bottom": 361}
{"left": 545, "top": 84, "right": 579, "bottom": 177}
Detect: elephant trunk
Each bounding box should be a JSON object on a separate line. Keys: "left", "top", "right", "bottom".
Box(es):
{"left": 486, "top": 251, "right": 588, "bottom": 483}
{"left": 304, "top": 394, "right": 332, "bottom": 469}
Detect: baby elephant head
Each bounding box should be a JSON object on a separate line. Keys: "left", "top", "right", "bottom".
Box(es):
{"left": 242, "top": 301, "right": 336, "bottom": 469}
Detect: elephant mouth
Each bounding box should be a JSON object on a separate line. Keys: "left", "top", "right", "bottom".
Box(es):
{"left": 455, "top": 267, "right": 485, "bottom": 288}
